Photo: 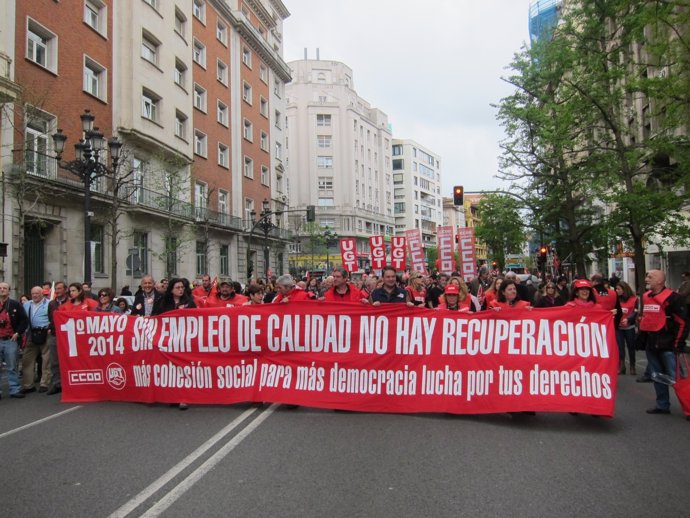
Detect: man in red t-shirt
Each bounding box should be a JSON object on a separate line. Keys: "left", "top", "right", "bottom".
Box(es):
{"left": 204, "top": 281, "right": 247, "bottom": 307}
{"left": 323, "top": 267, "right": 368, "bottom": 303}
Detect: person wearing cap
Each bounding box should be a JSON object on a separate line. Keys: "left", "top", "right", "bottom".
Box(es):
{"left": 272, "top": 274, "right": 314, "bottom": 303}
{"left": 323, "top": 267, "right": 368, "bottom": 303}
{"left": 566, "top": 279, "right": 601, "bottom": 308}
{"left": 489, "top": 279, "right": 531, "bottom": 310}
{"left": 437, "top": 284, "right": 479, "bottom": 312}
{"left": 205, "top": 280, "right": 248, "bottom": 307}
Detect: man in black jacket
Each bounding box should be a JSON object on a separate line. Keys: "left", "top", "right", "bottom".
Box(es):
{"left": 131, "top": 275, "right": 161, "bottom": 317}
{"left": 0, "top": 282, "right": 29, "bottom": 399}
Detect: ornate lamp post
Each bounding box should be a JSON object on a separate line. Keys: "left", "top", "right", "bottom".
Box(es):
{"left": 52, "top": 110, "right": 122, "bottom": 283}
{"left": 248, "top": 198, "right": 275, "bottom": 281}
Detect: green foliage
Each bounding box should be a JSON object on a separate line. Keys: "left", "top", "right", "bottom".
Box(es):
{"left": 474, "top": 194, "right": 526, "bottom": 269}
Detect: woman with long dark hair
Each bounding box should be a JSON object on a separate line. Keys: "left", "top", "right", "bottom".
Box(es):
{"left": 151, "top": 278, "right": 196, "bottom": 410}
{"left": 58, "top": 283, "right": 98, "bottom": 312}
{"left": 489, "top": 279, "right": 530, "bottom": 310}
{"left": 615, "top": 280, "right": 638, "bottom": 375}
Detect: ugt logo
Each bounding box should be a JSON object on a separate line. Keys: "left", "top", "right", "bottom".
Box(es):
{"left": 106, "top": 363, "right": 126, "bottom": 390}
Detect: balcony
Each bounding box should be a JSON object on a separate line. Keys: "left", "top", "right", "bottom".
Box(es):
{"left": 0, "top": 52, "right": 22, "bottom": 103}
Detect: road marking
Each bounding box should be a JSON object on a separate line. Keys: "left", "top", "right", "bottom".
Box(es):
{"left": 139, "top": 404, "right": 278, "bottom": 518}
{"left": 108, "top": 406, "right": 260, "bottom": 518}
{"left": 0, "top": 406, "right": 82, "bottom": 440}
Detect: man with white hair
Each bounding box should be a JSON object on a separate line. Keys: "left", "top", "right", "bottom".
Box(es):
{"left": 638, "top": 269, "right": 688, "bottom": 415}
{"left": 272, "top": 274, "right": 313, "bottom": 303}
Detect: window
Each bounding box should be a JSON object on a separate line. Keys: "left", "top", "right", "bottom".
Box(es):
{"left": 316, "top": 114, "right": 331, "bottom": 127}
{"left": 218, "top": 143, "right": 229, "bottom": 168}
{"left": 131, "top": 231, "right": 148, "bottom": 275}
{"left": 141, "top": 89, "right": 160, "bottom": 122}
{"left": 392, "top": 159, "right": 404, "bottom": 170}
{"left": 174, "top": 8, "right": 186, "bottom": 38}
{"left": 194, "top": 130, "right": 207, "bottom": 157}
{"left": 318, "top": 177, "right": 333, "bottom": 190}
{"left": 245, "top": 198, "right": 254, "bottom": 221}
{"left": 317, "top": 156, "right": 333, "bottom": 168}
{"left": 275, "top": 110, "right": 281, "bottom": 129}
{"left": 174, "top": 59, "right": 187, "bottom": 89}
{"left": 318, "top": 197, "right": 334, "bottom": 207}
{"left": 261, "top": 165, "right": 269, "bottom": 185}
{"left": 25, "top": 115, "right": 52, "bottom": 176}
{"left": 84, "top": 0, "right": 106, "bottom": 35}
{"left": 219, "top": 244, "right": 229, "bottom": 276}
{"left": 196, "top": 241, "right": 207, "bottom": 276}
{"left": 175, "top": 111, "right": 187, "bottom": 139}
{"left": 243, "top": 119, "right": 253, "bottom": 141}
{"left": 242, "top": 82, "right": 252, "bottom": 104}
{"left": 317, "top": 135, "right": 331, "bottom": 148}
{"left": 193, "top": 0, "right": 205, "bottom": 22}
{"left": 218, "top": 190, "right": 228, "bottom": 215}
{"left": 242, "top": 47, "right": 252, "bottom": 68}
{"left": 259, "top": 96, "right": 268, "bottom": 117}
{"left": 392, "top": 144, "right": 402, "bottom": 156}
{"left": 260, "top": 131, "right": 268, "bottom": 151}
{"left": 275, "top": 142, "right": 282, "bottom": 161}
{"left": 217, "top": 101, "right": 228, "bottom": 126}
{"left": 130, "top": 158, "right": 145, "bottom": 203}
{"left": 141, "top": 31, "right": 159, "bottom": 65}
{"left": 216, "top": 21, "right": 227, "bottom": 44}
{"left": 193, "top": 39, "right": 206, "bottom": 67}
{"left": 274, "top": 78, "right": 282, "bottom": 97}
{"left": 260, "top": 64, "right": 268, "bottom": 83}
{"left": 27, "top": 19, "right": 57, "bottom": 72}
{"left": 193, "top": 83, "right": 207, "bottom": 111}
{"left": 244, "top": 156, "right": 253, "bottom": 178}
{"left": 83, "top": 56, "right": 106, "bottom": 100}
{"left": 91, "top": 225, "right": 105, "bottom": 273}
{"left": 217, "top": 59, "right": 228, "bottom": 85}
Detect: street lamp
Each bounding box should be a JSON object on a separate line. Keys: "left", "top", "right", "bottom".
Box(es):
{"left": 323, "top": 226, "right": 338, "bottom": 275}
{"left": 248, "top": 198, "right": 275, "bottom": 281}
{"left": 52, "top": 109, "right": 122, "bottom": 284}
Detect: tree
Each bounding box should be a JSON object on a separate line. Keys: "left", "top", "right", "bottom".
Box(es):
{"left": 474, "top": 194, "right": 526, "bottom": 270}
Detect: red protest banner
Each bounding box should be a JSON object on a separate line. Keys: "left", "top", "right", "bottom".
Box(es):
{"left": 390, "top": 236, "right": 406, "bottom": 271}
{"left": 405, "top": 229, "right": 426, "bottom": 274}
{"left": 369, "top": 236, "right": 386, "bottom": 270}
{"left": 54, "top": 304, "right": 618, "bottom": 416}
{"left": 340, "top": 238, "right": 358, "bottom": 272}
{"left": 437, "top": 226, "right": 456, "bottom": 274}
{"left": 457, "top": 227, "right": 477, "bottom": 281}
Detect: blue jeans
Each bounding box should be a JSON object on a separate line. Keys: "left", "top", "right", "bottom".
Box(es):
{"left": 0, "top": 338, "right": 20, "bottom": 395}
{"left": 645, "top": 349, "right": 677, "bottom": 411}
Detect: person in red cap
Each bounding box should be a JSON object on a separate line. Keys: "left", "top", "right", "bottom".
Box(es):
{"left": 438, "top": 284, "right": 478, "bottom": 312}
{"left": 567, "top": 279, "right": 601, "bottom": 308}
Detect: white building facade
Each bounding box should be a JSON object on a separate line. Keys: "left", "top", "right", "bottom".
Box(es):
{"left": 285, "top": 58, "right": 394, "bottom": 271}
{"left": 392, "top": 139, "right": 443, "bottom": 247}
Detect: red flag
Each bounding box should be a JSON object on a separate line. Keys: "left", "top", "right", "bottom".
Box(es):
{"left": 405, "top": 229, "right": 426, "bottom": 274}
{"left": 390, "top": 236, "right": 406, "bottom": 270}
{"left": 457, "top": 228, "right": 477, "bottom": 281}
{"left": 369, "top": 236, "right": 386, "bottom": 270}
{"left": 340, "top": 238, "right": 358, "bottom": 272}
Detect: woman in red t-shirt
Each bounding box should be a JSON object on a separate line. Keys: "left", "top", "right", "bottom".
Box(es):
{"left": 58, "top": 283, "right": 98, "bottom": 311}
{"left": 489, "top": 280, "right": 530, "bottom": 310}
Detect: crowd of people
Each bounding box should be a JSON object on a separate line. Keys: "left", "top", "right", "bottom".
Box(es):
{"left": 1, "top": 265, "right": 688, "bottom": 417}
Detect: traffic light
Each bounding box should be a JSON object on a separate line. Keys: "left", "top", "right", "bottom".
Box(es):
{"left": 306, "top": 205, "right": 316, "bottom": 222}
{"left": 539, "top": 246, "right": 548, "bottom": 258}
{"left": 453, "top": 186, "right": 464, "bottom": 206}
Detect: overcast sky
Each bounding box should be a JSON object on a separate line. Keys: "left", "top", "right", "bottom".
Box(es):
{"left": 282, "top": 0, "right": 533, "bottom": 195}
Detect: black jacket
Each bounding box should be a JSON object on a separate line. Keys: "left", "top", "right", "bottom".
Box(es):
{"left": 0, "top": 298, "right": 29, "bottom": 337}
{"left": 131, "top": 290, "right": 162, "bottom": 316}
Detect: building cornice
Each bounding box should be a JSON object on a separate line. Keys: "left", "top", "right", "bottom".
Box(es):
{"left": 269, "top": 0, "right": 290, "bottom": 19}
{"left": 117, "top": 127, "right": 193, "bottom": 165}
{"left": 244, "top": 0, "right": 276, "bottom": 29}
{"left": 209, "top": 0, "right": 292, "bottom": 83}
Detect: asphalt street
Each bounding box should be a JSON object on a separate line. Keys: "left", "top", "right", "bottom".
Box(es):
{"left": 2, "top": 358, "right": 690, "bottom": 518}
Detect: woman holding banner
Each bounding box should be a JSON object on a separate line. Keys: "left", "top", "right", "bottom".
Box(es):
{"left": 482, "top": 277, "right": 503, "bottom": 310}
{"left": 406, "top": 271, "right": 427, "bottom": 306}
{"left": 58, "top": 283, "right": 98, "bottom": 312}
{"left": 489, "top": 280, "right": 530, "bottom": 310}
{"left": 152, "top": 278, "right": 196, "bottom": 410}
{"left": 566, "top": 279, "right": 601, "bottom": 309}
{"left": 244, "top": 284, "right": 265, "bottom": 305}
